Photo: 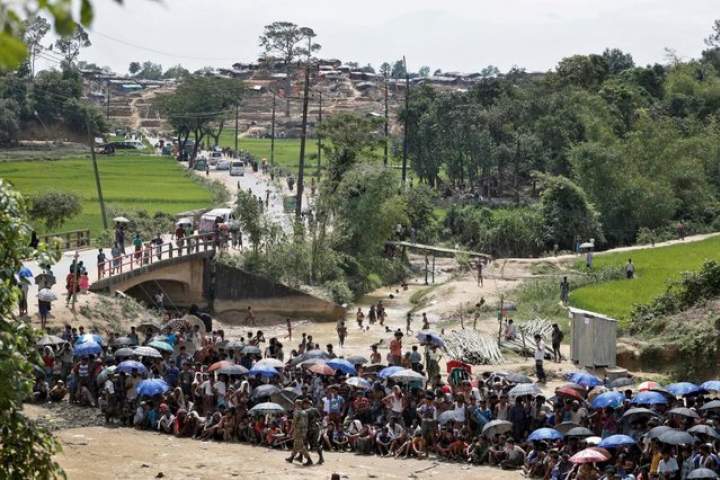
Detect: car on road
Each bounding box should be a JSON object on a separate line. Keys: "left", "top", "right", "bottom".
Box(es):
{"left": 208, "top": 151, "right": 224, "bottom": 166}
{"left": 229, "top": 160, "right": 245, "bottom": 176}
{"left": 199, "top": 208, "right": 235, "bottom": 233}
{"left": 216, "top": 159, "right": 231, "bottom": 170}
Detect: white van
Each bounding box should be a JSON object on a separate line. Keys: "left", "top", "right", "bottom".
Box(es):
{"left": 199, "top": 208, "right": 235, "bottom": 233}
{"left": 229, "top": 160, "right": 245, "bottom": 176}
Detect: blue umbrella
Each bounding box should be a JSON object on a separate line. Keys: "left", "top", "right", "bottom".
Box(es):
{"left": 631, "top": 391, "right": 668, "bottom": 405}
{"left": 117, "top": 360, "right": 147, "bottom": 375}
{"left": 249, "top": 364, "right": 279, "bottom": 378}
{"left": 416, "top": 330, "right": 446, "bottom": 348}
{"left": 378, "top": 366, "right": 404, "bottom": 379}
{"left": 591, "top": 391, "right": 625, "bottom": 410}
{"left": 528, "top": 428, "right": 564, "bottom": 442}
{"left": 702, "top": 381, "right": 720, "bottom": 393}
{"left": 18, "top": 266, "right": 33, "bottom": 278}
{"left": 568, "top": 371, "right": 602, "bottom": 388}
{"left": 148, "top": 340, "right": 173, "bottom": 353}
{"left": 327, "top": 358, "right": 357, "bottom": 376}
{"left": 76, "top": 334, "right": 105, "bottom": 346}
{"left": 598, "top": 434, "right": 636, "bottom": 448}
{"left": 667, "top": 382, "right": 700, "bottom": 397}
{"left": 73, "top": 340, "right": 102, "bottom": 357}
{"left": 136, "top": 379, "right": 170, "bottom": 397}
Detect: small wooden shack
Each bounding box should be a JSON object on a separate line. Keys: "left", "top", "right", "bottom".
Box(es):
{"left": 569, "top": 307, "right": 617, "bottom": 369}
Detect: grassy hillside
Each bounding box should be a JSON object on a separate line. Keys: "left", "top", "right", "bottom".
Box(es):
{"left": 0, "top": 153, "right": 214, "bottom": 235}
{"left": 569, "top": 235, "right": 720, "bottom": 321}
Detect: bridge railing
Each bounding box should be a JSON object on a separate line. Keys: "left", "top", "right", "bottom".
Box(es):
{"left": 41, "top": 229, "right": 92, "bottom": 251}
{"left": 97, "top": 233, "right": 217, "bottom": 280}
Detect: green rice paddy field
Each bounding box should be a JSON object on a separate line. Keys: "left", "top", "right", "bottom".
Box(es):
{"left": 0, "top": 153, "right": 213, "bottom": 235}
{"left": 569, "top": 235, "right": 720, "bottom": 321}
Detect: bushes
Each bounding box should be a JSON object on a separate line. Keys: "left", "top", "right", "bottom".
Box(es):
{"left": 28, "top": 190, "right": 82, "bottom": 230}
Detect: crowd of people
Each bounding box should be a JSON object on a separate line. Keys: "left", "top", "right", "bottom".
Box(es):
{"left": 30, "top": 318, "right": 720, "bottom": 480}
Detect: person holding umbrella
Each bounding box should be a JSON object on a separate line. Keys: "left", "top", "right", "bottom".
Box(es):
{"left": 37, "top": 287, "right": 56, "bottom": 330}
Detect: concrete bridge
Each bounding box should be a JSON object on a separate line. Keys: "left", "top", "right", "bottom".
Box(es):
{"left": 90, "top": 235, "right": 344, "bottom": 322}
{"left": 386, "top": 241, "right": 493, "bottom": 261}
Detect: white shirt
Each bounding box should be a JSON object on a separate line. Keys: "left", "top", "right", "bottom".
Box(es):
{"left": 534, "top": 340, "right": 545, "bottom": 361}
{"left": 658, "top": 457, "right": 678, "bottom": 474}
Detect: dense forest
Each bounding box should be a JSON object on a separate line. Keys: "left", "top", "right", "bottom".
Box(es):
{"left": 406, "top": 26, "right": 720, "bottom": 255}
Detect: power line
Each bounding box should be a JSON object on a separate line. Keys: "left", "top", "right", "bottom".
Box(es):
{"left": 92, "top": 30, "right": 239, "bottom": 62}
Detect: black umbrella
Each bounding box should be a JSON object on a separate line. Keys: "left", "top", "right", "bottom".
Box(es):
{"left": 251, "top": 384, "right": 280, "bottom": 400}
{"left": 688, "top": 425, "right": 720, "bottom": 439}
{"left": 688, "top": 468, "right": 719, "bottom": 479}
{"left": 112, "top": 336, "right": 134, "bottom": 347}
{"left": 669, "top": 407, "right": 700, "bottom": 419}
{"left": 241, "top": 345, "right": 261, "bottom": 355}
{"left": 608, "top": 377, "right": 634, "bottom": 389}
{"left": 659, "top": 429, "right": 696, "bottom": 446}
{"left": 700, "top": 400, "right": 720, "bottom": 411}
{"left": 506, "top": 373, "right": 533, "bottom": 384}
{"left": 555, "top": 422, "right": 581, "bottom": 435}
{"left": 114, "top": 347, "right": 136, "bottom": 358}
{"left": 346, "top": 355, "right": 369, "bottom": 365}
{"left": 566, "top": 427, "right": 594, "bottom": 438}
{"left": 646, "top": 426, "right": 673, "bottom": 440}
{"left": 621, "top": 408, "right": 659, "bottom": 423}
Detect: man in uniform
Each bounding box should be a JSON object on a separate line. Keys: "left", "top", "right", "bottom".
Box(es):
{"left": 303, "top": 397, "right": 324, "bottom": 465}
{"left": 286, "top": 399, "right": 313, "bottom": 466}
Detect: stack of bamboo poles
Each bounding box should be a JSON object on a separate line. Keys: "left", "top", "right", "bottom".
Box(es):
{"left": 443, "top": 330, "right": 504, "bottom": 365}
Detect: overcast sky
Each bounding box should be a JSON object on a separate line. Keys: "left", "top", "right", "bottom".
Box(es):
{"left": 39, "top": 0, "right": 719, "bottom": 74}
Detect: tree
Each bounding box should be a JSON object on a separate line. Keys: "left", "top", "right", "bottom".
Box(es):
{"left": 318, "top": 112, "right": 383, "bottom": 191}
{"left": 23, "top": 16, "right": 50, "bottom": 76}
{"left": 0, "top": 99, "right": 20, "bottom": 146}
{"left": 54, "top": 24, "right": 91, "bottom": 67}
{"left": 0, "top": 180, "right": 64, "bottom": 479}
{"left": 379, "top": 62, "right": 391, "bottom": 78}
{"left": 539, "top": 174, "right": 604, "bottom": 249}
{"left": 128, "top": 61, "right": 141, "bottom": 75}
{"left": 418, "top": 65, "right": 431, "bottom": 77}
{"left": 28, "top": 191, "right": 82, "bottom": 230}
{"left": 136, "top": 61, "right": 163, "bottom": 80}
{"left": 31, "top": 68, "right": 83, "bottom": 121}
{"left": 258, "top": 21, "right": 320, "bottom": 116}
{"left": 480, "top": 65, "right": 500, "bottom": 78}
{"left": 163, "top": 64, "right": 190, "bottom": 79}
{"left": 602, "top": 48, "right": 635, "bottom": 75}
{"left": 705, "top": 19, "right": 720, "bottom": 48}
{"left": 234, "top": 189, "right": 263, "bottom": 252}
{"left": 391, "top": 59, "right": 407, "bottom": 79}
{"left": 553, "top": 54, "right": 609, "bottom": 90}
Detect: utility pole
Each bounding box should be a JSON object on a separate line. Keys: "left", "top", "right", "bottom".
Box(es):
{"left": 384, "top": 76, "right": 389, "bottom": 167}
{"left": 106, "top": 80, "right": 111, "bottom": 120}
{"left": 296, "top": 65, "right": 311, "bottom": 221}
{"left": 402, "top": 55, "right": 410, "bottom": 185}
{"left": 234, "top": 103, "right": 239, "bottom": 158}
{"left": 87, "top": 114, "right": 108, "bottom": 230}
{"left": 317, "top": 91, "right": 322, "bottom": 174}
{"left": 270, "top": 92, "right": 276, "bottom": 166}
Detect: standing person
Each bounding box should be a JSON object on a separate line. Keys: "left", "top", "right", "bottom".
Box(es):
{"left": 405, "top": 312, "right": 413, "bottom": 334}
{"left": 18, "top": 279, "right": 29, "bottom": 316}
{"left": 286, "top": 318, "right": 292, "bottom": 341}
{"left": 370, "top": 344, "right": 381, "bottom": 364}
{"left": 29, "top": 231, "right": 39, "bottom": 249}
{"left": 551, "top": 324, "right": 563, "bottom": 363}
{"left": 336, "top": 319, "right": 347, "bottom": 348}
{"left": 368, "top": 304, "right": 377, "bottom": 325}
{"left": 152, "top": 233, "right": 163, "bottom": 261}
{"left": 560, "top": 277, "right": 570, "bottom": 306}
{"left": 534, "top": 334, "right": 546, "bottom": 383}
{"left": 37, "top": 289, "right": 53, "bottom": 330}
{"left": 677, "top": 222, "right": 685, "bottom": 241}
{"left": 303, "top": 397, "right": 324, "bottom": 464}
{"left": 245, "top": 306, "right": 256, "bottom": 326}
{"left": 626, "top": 259, "right": 635, "bottom": 279}
{"left": 356, "top": 307, "right": 364, "bottom": 329}
{"left": 97, "top": 248, "right": 106, "bottom": 278}
{"left": 64, "top": 270, "right": 77, "bottom": 307}
{"left": 175, "top": 222, "right": 185, "bottom": 252}
{"left": 132, "top": 232, "right": 143, "bottom": 261}
{"left": 422, "top": 313, "right": 430, "bottom": 331}
{"left": 377, "top": 301, "right": 385, "bottom": 326}
{"left": 476, "top": 259, "right": 484, "bottom": 287}
{"left": 389, "top": 331, "right": 403, "bottom": 366}
{"left": 111, "top": 243, "right": 121, "bottom": 274}
{"left": 265, "top": 189, "right": 271, "bottom": 209}
{"left": 115, "top": 224, "right": 126, "bottom": 253}
{"left": 586, "top": 249, "right": 593, "bottom": 270}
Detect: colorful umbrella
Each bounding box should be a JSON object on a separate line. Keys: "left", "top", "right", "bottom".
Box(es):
{"left": 701, "top": 381, "right": 720, "bottom": 393}
{"left": 528, "top": 428, "right": 563, "bottom": 442}
{"left": 378, "top": 366, "right": 404, "bottom": 379}
{"left": 637, "top": 381, "right": 659, "bottom": 391}
{"left": 598, "top": 434, "right": 636, "bottom": 448}
{"left": 567, "top": 371, "right": 602, "bottom": 388}
{"left": 666, "top": 382, "right": 700, "bottom": 397}
{"left": 117, "top": 360, "right": 147, "bottom": 375}
{"left": 308, "top": 363, "right": 336, "bottom": 376}
{"left": 556, "top": 386, "right": 584, "bottom": 401}
{"left": 18, "top": 266, "right": 34, "bottom": 278}
{"left": 148, "top": 340, "right": 173, "bottom": 353}
{"left": 73, "top": 340, "right": 102, "bottom": 357}
{"left": 570, "top": 447, "right": 610, "bottom": 464}
{"left": 249, "top": 364, "right": 279, "bottom": 377}
{"left": 133, "top": 346, "right": 162, "bottom": 358}
{"left": 136, "top": 378, "right": 169, "bottom": 397}
{"left": 208, "top": 360, "right": 234, "bottom": 373}
{"left": 631, "top": 391, "right": 668, "bottom": 405}
{"left": 76, "top": 334, "right": 105, "bottom": 346}
{"left": 327, "top": 358, "right": 357, "bottom": 376}
{"left": 416, "top": 330, "right": 445, "bottom": 347}
{"left": 591, "top": 391, "right": 625, "bottom": 410}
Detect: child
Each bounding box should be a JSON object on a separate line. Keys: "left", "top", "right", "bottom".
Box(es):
{"left": 79, "top": 271, "right": 89, "bottom": 294}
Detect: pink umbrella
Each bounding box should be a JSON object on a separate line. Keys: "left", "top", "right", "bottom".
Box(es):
{"left": 570, "top": 447, "right": 611, "bottom": 464}
{"left": 309, "top": 363, "right": 336, "bottom": 376}
{"left": 638, "top": 381, "right": 659, "bottom": 392}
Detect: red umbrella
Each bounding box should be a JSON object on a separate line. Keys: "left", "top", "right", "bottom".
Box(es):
{"left": 208, "top": 360, "right": 234, "bottom": 373}
{"left": 556, "top": 386, "right": 585, "bottom": 401}
{"left": 570, "top": 447, "right": 611, "bottom": 464}
{"left": 638, "top": 381, "right": 659, "bottom": 392}
{"left": 309, "top": 363, "right": 336, "bottom": 376}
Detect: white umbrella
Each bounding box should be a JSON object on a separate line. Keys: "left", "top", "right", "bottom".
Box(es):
{"left": 37, "top": 288, "right": 57, "bottom": 302}
{"left": 176, "top": 217, "right": 193, "bottom": 226}
{"left": 133, "top": 346, "right": 162, "bottom": 358}
{"left": 389, "top": 369, "right": 425, "bottom": 383}
{"left": 346, "top": 377, "right": 371, "bottom": 390}
{"left": 585, "top": 436, "right": 602, "bottom": 446}
{"left": 255, "top": 358, "right": 285, "bottom": 369}
{"left": 249, "top": 402, "right": 285, "bottom": 416}
{"left": 113, "top": 216, "right": 130, "bottom": 223}
{"left": 508, "top": 383, "right": 542, "bottom": 400}
{"left": 482, "top": 419, "right": 512, "bottom": 438}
